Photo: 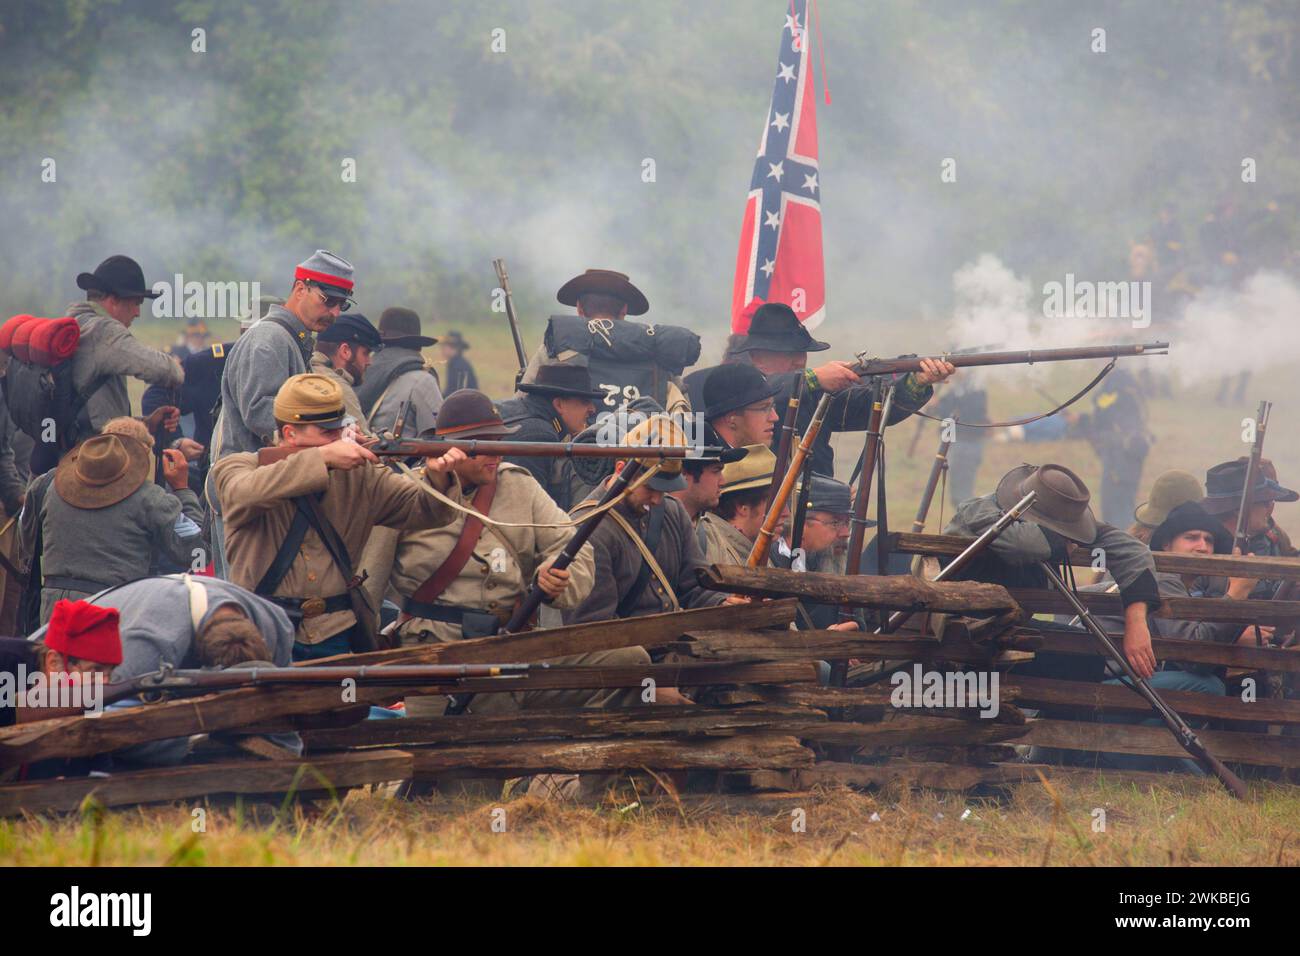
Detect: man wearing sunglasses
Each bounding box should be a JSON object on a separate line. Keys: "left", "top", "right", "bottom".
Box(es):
{"left": 208, "top": 250, "right": 356, "bottom": 576}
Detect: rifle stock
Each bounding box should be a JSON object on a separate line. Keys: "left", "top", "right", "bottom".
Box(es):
{"left": 749, "top": 394, "right": 832, "bottom": 567}
{"left": 839, "top": 389, "right": 892, "bottom": 622}
{"left": 912, "top": 434, "right": 953, "bottom": 533}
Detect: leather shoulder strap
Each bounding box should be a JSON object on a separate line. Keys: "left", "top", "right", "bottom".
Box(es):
{"left": 410, "top": 481, "right": 497, "bottom": 605}
{"left": 254, "top": 505, "right": 312, "bottom": 596}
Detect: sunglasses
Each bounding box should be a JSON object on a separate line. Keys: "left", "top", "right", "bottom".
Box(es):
{"left": 309, "top": 284, "right": 352, "bottom": 312}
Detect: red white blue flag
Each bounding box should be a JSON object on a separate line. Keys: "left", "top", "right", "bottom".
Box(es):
{"left": 731, "top": 0, "right": 825, "bottom": 333}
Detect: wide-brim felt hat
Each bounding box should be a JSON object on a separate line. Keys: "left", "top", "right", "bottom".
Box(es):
{"left": 556, "top": 269, "right": 649, "bottom": 316}
{"left": 76, "top": 255, "right": 161, "bottom": 299}
{"left": 518, "top": 362, "right": 606, "bottom": 400}
{"left": 701, "top": 364, "right": 781, "bottom": 421}
{"left": 378, "top": 307, "right": 437, "bottom": 349}
{"left": 729, "top": 302, "right": 829, "bottom": 353}
{"left": 1201, "top": 458, "right": 1300, "bottom": 515}
{"left": 431, "top": 389, "right": 520, "bottom": 440}
{"left": 1151, "top": 501, "right": 1234, "bottom": 554}
{"left": 1134, "top": 469, "right": 1205, "bottom": 527}
{"left": 442, "top": 330, "right": 469, "bottom": 350}
{"left": 996, "top": 462, "right": 1097, "bottom": 544}
{"left": 54, "top": 434, "right": 152, "bottom": 510}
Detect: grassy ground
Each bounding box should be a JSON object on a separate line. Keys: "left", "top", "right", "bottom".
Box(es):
{"left": 4, "top": 775, "right": 1299, "bottom": 866}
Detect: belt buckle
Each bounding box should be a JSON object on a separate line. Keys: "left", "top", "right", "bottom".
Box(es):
{"left": 301, "top": 597, "right": 327, "bottom": 618}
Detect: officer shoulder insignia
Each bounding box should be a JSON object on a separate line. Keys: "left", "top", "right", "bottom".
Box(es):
{"left": 211, "top": 343, "right": 225, "bottom": 358}
{"left": 1096, "top": 391, "right": 1118, "bottom": 410}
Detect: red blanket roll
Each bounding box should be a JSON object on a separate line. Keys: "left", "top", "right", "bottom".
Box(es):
{"left": 28, "top": 317, "right": 80, "bottom": 366}
{"left": 0, "top": 315, "right": 36, "bottom": 353}
{"left": 11, "top": 317, "right": 40, "bottom": 363}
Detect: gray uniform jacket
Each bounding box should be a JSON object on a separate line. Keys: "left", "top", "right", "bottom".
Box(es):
{"left": 562, "top": 495, "right": 726, "bottom": 624}
{"left": 354, "top": 346, "right": 443, "bottom": 437}
{"left": 1094, "top": 571, "right": 1242, "bottom": 677}
{"left": 212, "top": 306, "right": 313, "bottom": 460}
{"left": 38, "top": 480, "right": 204, "bottom": 622}
{"left": 943, "top": 493, "right": 1160, "bottom": 608}
{"left": 65, "top": 302, "right": 184, "bottom": 431}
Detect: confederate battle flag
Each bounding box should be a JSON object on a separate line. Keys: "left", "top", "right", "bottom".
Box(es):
{"left": 731, "top": 0, "right": 826, "bottom": 333}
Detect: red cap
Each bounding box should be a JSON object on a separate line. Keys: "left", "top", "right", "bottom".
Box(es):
{"left": 45, "top": 600, "right": 122, "bottom": 666}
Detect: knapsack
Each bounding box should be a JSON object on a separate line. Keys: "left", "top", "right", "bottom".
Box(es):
{"left": 0, "top": 315, "right": 101, "bottom": 467}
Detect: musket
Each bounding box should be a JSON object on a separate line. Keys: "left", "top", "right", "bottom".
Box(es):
{"left": 504, "top": 459, "right": 647, "bottom": 634}
{"left": 877, "top": 490, "right": 1038, "bottom": 634}
{"left": 749, "top": 394, "right": 832, "bottom": 567}
{"left": 97, "top": 662, "right": 534, "bottom": 707}
{"left": 493, "top": 258, "right": 529, "bottom": 376}
{"left": 849, "top": 342, "right": 1168, "bottom": 378}
{"left": 839, "top": 389, "right": 893, "bottom": 623}
{"left": 1038, "top": 562, "right": 1249, "bottom": 800}
{"left": 911, "top": 434, "right": 953, "bottom": 534}
{"left": 1234, "top": 400, "right": 1271, "bottom": 554}
{"left": 765, "top": 376, "right": 805, "bottom": 506}
{"left": 256, "top": 438, "right": 725, "bottom": 467}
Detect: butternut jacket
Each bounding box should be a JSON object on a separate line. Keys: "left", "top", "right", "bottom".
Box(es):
{"left": 361, "top": 463, "right": 595, "bottom": 644}
{"left": 211, "top": 447, "right": 454, "bottom": 643}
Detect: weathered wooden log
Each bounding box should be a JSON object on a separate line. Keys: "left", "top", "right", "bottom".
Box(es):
{"left": 793, "top": 714, "right": 1029, "bottom": 747}
{"left": 408, "top": 734, "right": 815, "bottom": 777}
{"left": 700, "top": 565, "right": 1021, "bottom": 615}
{"left": 1008, "top": 587, "right": 1300, "bottom": 624}
{"left": 302, "top": 704, "right": 824, "bottom": 751}
{"left": 1005, "top": 628, "right": 1300, "bottom": 674}
{"left": 892, "top": 531, "right": 1300, "bottom": 582}
{"left": 0, "top": 661, "right": 816, "bottom": 769}
{"left": 0, "top": 750, "right": 412, "bottom": 817}
{"left": 306, "top": 599, "right": 798, "bottom": 667}
{"left": 1022, "top": 718, "right": 1300, "bottom": 768}
{"left": 1007, "top": 674, "right": 1300, "bottom": 725}
{"left": 683, "top": 628, "right": 938, "bottom": 662}
{"left": 756, "top": 683, "right": 1026, "bottom": 724}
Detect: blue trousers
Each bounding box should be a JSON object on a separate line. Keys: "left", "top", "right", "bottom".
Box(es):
{"left": 1098, "top": 670, "right": 1225, "bottom": 774}
{"left": 291, "top": 631, "right": 355, "bottom": 662}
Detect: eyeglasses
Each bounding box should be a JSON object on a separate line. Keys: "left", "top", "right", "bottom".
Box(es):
{"left": 807, "top": 514, "right": 850, "bottom": 530}
{"left": 742, "top": 400, "right": 776, "bottom": 415}
{"left": 309, "top": 284, "right": 351, "bottom": 312}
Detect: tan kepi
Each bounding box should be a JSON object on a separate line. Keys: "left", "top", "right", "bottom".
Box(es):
{"left": 995, "top": 462, "right": 1097, "bottom": 544}
{"left": 273, "top": 373, "right": 348, "bottom": 429}
{"left": 53, "top": 433, "right": 152, "bottom": 509}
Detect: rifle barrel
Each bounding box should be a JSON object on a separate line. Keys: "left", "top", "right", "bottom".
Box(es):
{"left": 852, "top": 342, "right": 1168, "bottom": 377}
{"left": 1234, "top": 400, "right": 1271, "bottom": 551}
{"left": 369, "top": 439, "right": 722, "bottom": 460}
{"left": 493, "top": 258, "right": 529, "bottom": 371}
{"left": 750, "top": 394, "right": 832, "bottom": 567}
{"left": 911, "top": 435, "right": 953, "bottom": 533}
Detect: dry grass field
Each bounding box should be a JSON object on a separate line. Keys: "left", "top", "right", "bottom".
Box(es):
{"left": 4, "top": 774, "right": 1299, "bottom": 867}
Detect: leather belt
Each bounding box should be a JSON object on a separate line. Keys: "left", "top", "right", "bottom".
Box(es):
{"left": 268, "top": 593, "right": 351, "bottom": 619}
{"left": 401, "top": 598, "right": 511, "bottom": 626}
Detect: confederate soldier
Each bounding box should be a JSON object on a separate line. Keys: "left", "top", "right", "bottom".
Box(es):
{"left": 781, "top": 476, "right": 865, "bottom": 630}
{"left": 354, "top": 307, "right": 444, "bottom": 438}
{"left": 440, "top": 330, "right": 478, "bottom": 393}
{"left": 926, "top": 378, "right": 988, "bottom": 511}
{"left": 311, "top": 312, "right": 383, "bottom": 431}
{"left": 208, "top": 250, "right": 355, "bottom": 574}
{"left": 2, "top": 599, "right": 121, "bottom": 727}
{"left": 49, "top": 255, "right": 183, "bottom": 474}
{"left": 669, "top": 450, "right": 743, "bottom": 551}
{"left": 1199, "top": 458, "right": 1299, "bottom": 600}
{"left": 34, "top": 429, "right": 202, "bottom": 623}
{"left": 211, "top": 374, "right": 461, "bottom": 660}
{"left": 720, "top": 303, "right": 954, "bottom": 477}
{"left": 694, "top": 364, "right": 781, "bottom": 450}
{"left": 945, "top": 463, "right": 1161, "bottom": 679}
{"left": 1091, "top": 501, "right": 1275, "bottom": 773}
{"left": 358, "top": 391, "right": 635, "bottom": 718}
{"left": 497, "top": 363, "right": 604, "bottom": 510}
{"left": 563, "top": 417, "right": 743, "bottom": 625}
{"left": 698, "top": 445, "right": 778, "bottom": 566}
{"left": 521, "top": 269, "right": 698, "bottom": 416}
